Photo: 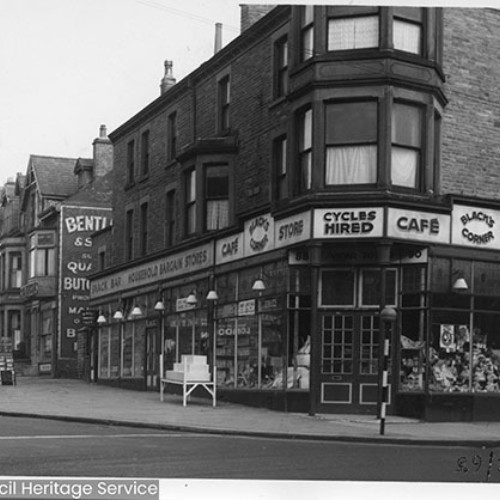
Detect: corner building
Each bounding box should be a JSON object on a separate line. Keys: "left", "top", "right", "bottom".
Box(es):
{"left": 90, "top": 5, "right": 500, "bottom": 420}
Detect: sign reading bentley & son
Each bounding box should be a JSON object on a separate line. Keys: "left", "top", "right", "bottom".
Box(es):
{"left": 313, "top": 208, "right": 384, "bottom": 239}
{"left": 452, "top": 204, "right": 500, "bottom": 249}
{"left": 387, "top": 208, "right": 450, "bottom": 244}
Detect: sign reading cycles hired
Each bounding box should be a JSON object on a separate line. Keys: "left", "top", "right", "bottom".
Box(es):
{"left": 313, "top": 208, "right": 384, "bottom": 239}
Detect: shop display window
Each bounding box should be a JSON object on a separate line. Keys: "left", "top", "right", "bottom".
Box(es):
{"left": 109, "top": 325, "right": 120, "bottom": 377}
{"left": 121, "top": 324, "right": 133, "bottom": 377}
{"left": 133, "top": 322, "right": 145, "bottom": 378}
{"left": 99, "top": 327, "right": 110, "bottom": 378}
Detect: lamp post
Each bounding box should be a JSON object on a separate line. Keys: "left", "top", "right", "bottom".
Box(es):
{"left": 206, "top": 289, "right": 218, "bottom": 383}
{"left": 252, "top": 277, "right": 266, "bottom": 388}
{"left": 379, "top": 306, "right": 397, "bottom": 435}
{"left": 187, "top": 291, "right": 198, "bottom": 355}
{"left": 154, "top": 295, "right": 166, "bottom": 385}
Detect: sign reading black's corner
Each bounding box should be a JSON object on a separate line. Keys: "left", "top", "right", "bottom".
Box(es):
{"left": 452, "top": 205, "right": 500, "bottom": 249}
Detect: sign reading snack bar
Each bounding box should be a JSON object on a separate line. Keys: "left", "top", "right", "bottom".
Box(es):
{"left": 452, "top": 204, "right": 500, "bottom": 249}
{"left": 313, "top": 208, "right": 384, "bottom": 239}
{"left": 387, "top": 208, "right": 450, "bottom": 244}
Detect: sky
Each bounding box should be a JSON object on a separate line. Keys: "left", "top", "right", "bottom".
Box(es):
{"left": 0, "top": 0, "right": 489, "bottom": 186}
{"left": 0, "top": 0, "right": 243, "bottom": 183}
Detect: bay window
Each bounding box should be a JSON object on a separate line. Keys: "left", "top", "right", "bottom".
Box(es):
{"left": 300, "top": 5, "right": 314, "bottom": 61}
{"left": 297, "top": 108, "right": 312, "bottom": 192}
{"left": 391, "top": 102, "right": 422, "bottom": 189}
{"left": 393, "top": 7, "right": 423, "bottom": 55}
{"left": 325, "top": 101, "right": 378, "bottom": 185}
{"left": 29, "top": 233, "right": 55, "bottom": 278}
{"left": 328, "top": 15, "right": 379, "bottom": 51}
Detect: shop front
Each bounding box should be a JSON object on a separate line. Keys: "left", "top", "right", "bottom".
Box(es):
{"left": 90, "top": 199, "right": 500, "bottom": 420}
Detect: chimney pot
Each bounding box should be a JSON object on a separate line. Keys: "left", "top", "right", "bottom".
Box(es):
{"left": 160, "top": 60, "right": 176, "bottom": 95}
{"left": 214, "top": 23, "right": 223, "bottom": 54}
{"left": 99, "top": 124, "right": 107, "bottom": 138}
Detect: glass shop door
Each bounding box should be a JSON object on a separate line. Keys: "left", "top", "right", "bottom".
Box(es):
{"left": 318, "top": 312, "right": 383, "bottom": 413}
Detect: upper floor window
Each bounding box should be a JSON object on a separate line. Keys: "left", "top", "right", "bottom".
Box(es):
{"left": 8, "top": 253, "right": 22, "bottom": 288}
{"left": 140, "top": 130, "right": 150, "bottom": 177}
{"left": 273, "top": 136, "right": 288, "bottom": 200}
{"left": 325, "top": 101, "right": 378, "bottom": 185}
{"left": 29, "top": 232, "right": 55, "bottom": 278}
{"left": 205, "top": 165, "right": 229, "bottom": 231}
{"left": 393, "top": 7, "right": 423, "bottom": 55}
{"left": 328, "top": 15, "right": 379, "bottom": 51}
{"left": 218, "top": 76, "right": 230, "bottom": 133}
{"left": 167, "top": 112, "right": 177, "bottom": 161}
{"left": 297, "top": 108, "right": 312, "bottom": 193}
{"left": 139, "top": 202, "right": 148, "bottom": 256}
{"left": 127, "top": 140, "right": 135, "bottom": 185}
{"left": 301, "top": 5, "right": 314, "bottom": 61}
{"left": 391, "top": 102, "right": 422, "bottom": 189}
{"left": 185, "top": 169, "right": 196, "bottom": 236}
{"left": 164, "top": 189, "right": 176, "bottom": 247}
{"left": 125, "top": 209, "right": 134, "bottom": 261}
{"left": 274, "top": 36, "right": 288, "bottom": 98}
{"left": 98, "top": 248, "right": 106, "bottom": 272}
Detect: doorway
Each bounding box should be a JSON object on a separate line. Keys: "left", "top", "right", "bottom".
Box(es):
{"left": 318, "top": 312, "right": 387, "bottom": 413}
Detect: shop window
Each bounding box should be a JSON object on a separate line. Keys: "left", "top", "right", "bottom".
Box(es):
{"left": 0, "top": 255, "right": 4, "bottom": 291}
{"left": 109, "top": 324, "right": 120, "bottom": 377}
{"left": 218, "top": 75, "right": 230, "bottom": 134}
{"left": 99, "top": 326, "right": 111, "bottom": 378}
{"left": 322, "top": 314, "right": 353, "bottom": 374}
{"left": 273, "top": 136, "right": 288, "bottom": 200}
{"left": 400, "top": 309, "right": 426, "bottom": 391}
{"left": 360, "top": 269, "right": 397, "bottom": 306}
{"left": 125, "top": 209, "right": 134, "bottom": 261}
{"left": 8, "top": 253, "right": 22, "bottom": 288}
{"left": 140, "top": 130, "right": 150, "bottom": 177}
{"left": 274, "top": 36, "right": 288, "bottom": 98}
{"left": 167, "top": 112, "right": 177, "bottom": 161}
{"left": 164, "top": 189, "right": 176, "bottom": 248}
{"left": 321, "top": 269, "right": 355, "bottom": 306}
{"left": 121, "top": 323, "right": 134, "bottom": 377}
{"left": 205, "top": 165, "right": 229, "bottom": 231}
{"left": 328, "top": 15, "right": 379, "bottom": 51}
{"left": 297, "top": 108, "right": 312, "bottom": 193}
{"left": 393, "top": 7, "right": 423, "bottom": 55}
{"left": 391, "top": 102, "right": 422, "bottom": 189}
{"left": 325, "top": 101, "right": 377, "bottom": 185}
{"left": 126, "top": 139, "right": 135, "bottom": 185}
{"left": 300, "top": 5, "right": 314, "bottom": 61}
{"left": 41, "top": 310, "right": 53, "bottom": 356}
{"left": 185, "top": 169, "right": 196, "bottom": 235}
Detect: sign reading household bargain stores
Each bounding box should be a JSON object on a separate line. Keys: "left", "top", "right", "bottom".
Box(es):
{"left": 452, "top": 204, "right": 500, "bottom": 249}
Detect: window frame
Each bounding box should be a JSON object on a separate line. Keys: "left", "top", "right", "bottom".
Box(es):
{"left": 274, "top": 36, "right": 288, "bottom": 98}
{"left": 218, "top": 75, "right": 231, "bottom": 134}
{"left": 297, "top": 107, "right": 313, "bottom": 194}
{"left": 185, "top": 168, "right": 197, "bottom": 236}
{"left": 8, "top": 252, "right": 22, "bottom": 289}
{"left": 392, "top": 6, "right": 423, "bottom": 55}
{"left": 204, "top": 164, "right": 230, "bottom": 232}
{"left": 139, "top": 201, "right": 148, "bottom": 257}
{"left": 125, "top": 209, "right": 134, "bottom": 261}
{"left": 273, "top": 135, "right": 288, "bottom": 201}
{"left": 126, "top": 140, "right": 135, "bottom": 185}
{"left": 164, "top": 188, "right": 176, "bottom": 248}
{"left": 328, "top": 14, "right": 380, "bottom": 51}
{"left": 140, "top": 130, "right": 150, "bottom": 178}
{"left": 167, "top": 112, "right": 177, "bottom": 161}
{"left": 300, "top": 5, "right": 315, "bottom": 61}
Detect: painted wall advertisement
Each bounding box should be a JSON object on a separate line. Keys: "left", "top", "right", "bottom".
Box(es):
{"left": 59, "top": 206, "right": 111, "bottom": 359}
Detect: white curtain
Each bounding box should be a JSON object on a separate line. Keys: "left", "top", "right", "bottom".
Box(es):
{"left": 207, "top": 200, "right": 229, "bottom": 230}
{"left": 393, "top": 20, "right": 421, "bottom": 54}
{"left": 391, "top": 147, "right": 418, "bottom": 188}
{"left": 325, "top": 146, "right": 377, "bottom": 185}
{"left": 328, "top": 16, "right": 379, "bottom": 51}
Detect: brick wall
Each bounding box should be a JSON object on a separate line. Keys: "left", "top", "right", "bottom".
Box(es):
{"left": 441, "top": 8, "right": 500, "bottom": 199}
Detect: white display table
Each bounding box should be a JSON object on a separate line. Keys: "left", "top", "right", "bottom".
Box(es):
{"left": 160, "top": 355, "right": 216, "bottom": 407}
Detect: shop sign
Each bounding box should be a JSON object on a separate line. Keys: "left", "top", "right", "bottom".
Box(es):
{"left": 313, "top": 208, "right": 384, "bottom": 239}
{"left": 259, "top": 297, "right": 281, "bottom": 312}
{"left": 217, "top": 303, "right": 238, "bottom": 318}
{"left": 393, "top": 247, "right": 428, "bottom": 264}
{"left": 244, "top": 213, "right": 275, "bottom": 256}
{"left": 39, "top": 363, "right": 52, "bottom": 373}
{"left": 59, "top": 205, "right": 112, "bottom": 359}
{"left": 176, "top": 297, "right": 196, "bottom": 312}
{"left": 91, "top": 242, "right": 214, "bottom": 299}
{"left": 20, "top": 281, "right": 39, "bottom": 298}
{"left": 275, "top": 211, "right": 311, "bottom": 248}
{"left": 288, "top": 249, "right": 310, "bottom": 265}
{"left": 387, "top": 208, "right": 450, "bottom": 244}
{"left": 215, "top": 232, "right": 244, "bottom": 265}
{"left": 238, "top": 299, "right": 256, "bottom": 316}
{"left": 452, "top": 204, "right": 500, "bottom": 249}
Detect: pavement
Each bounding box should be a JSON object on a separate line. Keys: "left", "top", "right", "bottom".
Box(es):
{"left": 1, "top": 377, "right": 500, "bottom": 446}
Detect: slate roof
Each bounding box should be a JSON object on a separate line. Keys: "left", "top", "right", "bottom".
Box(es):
{"left": 29, "top": 155, "right": 79, "bottom": 198}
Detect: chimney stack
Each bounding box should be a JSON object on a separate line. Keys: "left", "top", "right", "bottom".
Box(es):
{"left": 240, "top": 4, "right": 276, "bottom": 32}
{"left": 92, "top": 124, "right": 113, "bottom": 178}
{"left": 214, "top": 23, "right": 223, "bottom": 54}
{"left": 160, "top": 60, "right": 176, "bottom": 95}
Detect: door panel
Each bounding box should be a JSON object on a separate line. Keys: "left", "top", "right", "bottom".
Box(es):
{"left": 319, "top": 312, "right": 382, "bottom": 413}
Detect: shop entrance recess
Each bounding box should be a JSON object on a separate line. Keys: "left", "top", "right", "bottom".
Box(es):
{"left": 319, "top": 312, "right": 384, "bottom": 413}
